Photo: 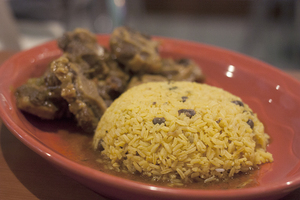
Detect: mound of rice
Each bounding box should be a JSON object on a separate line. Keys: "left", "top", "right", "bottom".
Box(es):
{"left": 93, "top": 81, "right": 273, "bottom": 185}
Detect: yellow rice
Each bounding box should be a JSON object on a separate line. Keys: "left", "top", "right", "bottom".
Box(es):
{"left": 93, "top": 81, "right": 273, "bottom": 184}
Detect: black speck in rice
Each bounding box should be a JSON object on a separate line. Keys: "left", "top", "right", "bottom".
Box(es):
{"left": 247, "top": 119, "right": 254, "bottom": 129}
{"left": 231, "top": 100, "right": 244, "bottom": 107}
{"left": 178, "top": 109, "right": 196, "bottom": 118}
{"left": 169, "top": 86, "right": 178, "bottom": 90}
{"left": 181, "top": 96, "right": 188, "bottom": 102}
{"left": 152, "top": 117, "right": 166, "bottom": 125}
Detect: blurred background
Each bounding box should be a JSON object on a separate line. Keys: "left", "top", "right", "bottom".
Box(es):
{"left": 0, "top": 0, "right": 299, "bottom": 69}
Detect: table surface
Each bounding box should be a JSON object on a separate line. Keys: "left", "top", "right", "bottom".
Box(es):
{"left": 1, "top": 51, "right": 300, "bottom": 200}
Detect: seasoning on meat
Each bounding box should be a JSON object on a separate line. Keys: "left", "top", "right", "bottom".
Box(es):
{"left": 231, "top": 100, "right": 244, "bottom": 107}
{"left": 152, "top": 117, "right": 166, "bottom": 125}
{"left": 51, "top": 56, "right": 107, "bottom": 133}
{"left": 178, "top": 109, "right": 196, "bottom": 118}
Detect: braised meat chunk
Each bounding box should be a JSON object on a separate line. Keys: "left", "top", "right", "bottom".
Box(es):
{"left": 160, "top": 58, "right": 205, "bottom": 82}
{"left": 15, "top": 27, "right": 206, "bottom": 134}
{"left": 58, "top": 28, "right": 103, "bottom": 58}
{"left": 59, "top": 28, "right": 130, "bottom": 102}
{"left": 51, "top": 56, "right": 107, "bottom": 133}
{"left": 15, "top": 70, "right": 69, "bottom": 120}
{"left": 58, "top": 28, "right": 113, "bottom": 80}
{"left": 97, "top": 62, "right": 130, "bottom": 105}
{"left": 110, "top": 27, "right": 162, "bottom": 73}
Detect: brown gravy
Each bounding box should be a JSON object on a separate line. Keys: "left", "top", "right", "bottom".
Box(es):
{"left": 55, "top": 130, "right": 259, "bottom": 190}
{"left": 25, "top": 114, "right": 259, "bottom": 190}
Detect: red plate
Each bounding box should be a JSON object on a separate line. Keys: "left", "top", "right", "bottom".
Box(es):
{"left": 1, "top": 35, "right": 300, "bottom": 200}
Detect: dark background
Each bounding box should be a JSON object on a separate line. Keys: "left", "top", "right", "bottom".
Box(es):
{"left": 1, "top": 0, "right": 299, "bottom": 69}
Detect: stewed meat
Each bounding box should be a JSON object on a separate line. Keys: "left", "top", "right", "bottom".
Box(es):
{"left": 110, "top": 27, "right": 162, "bottom": 73}
{"left": 160, "top": 58, "right": 205, "bottom": 82}
{"left": 15, "top": 69, "right": 70, "bottom": 120}
{"left": 15, "top": 27, "right": 205, "bottom": 134}
{"left": 51, "top": 56, "right": 107, "bottom": 133}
